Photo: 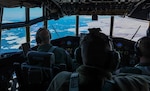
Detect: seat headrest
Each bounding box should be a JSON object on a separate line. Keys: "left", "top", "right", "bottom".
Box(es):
{"left": 27, "top": 51, "right": 55, "bottom": 67}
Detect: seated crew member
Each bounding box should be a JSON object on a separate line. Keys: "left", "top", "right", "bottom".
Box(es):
{"left": 47, "top": 28, "right": 120, "bottom": 91}
{"left": 35, "top": 27, "right": 75, "bottom": 72}
{"left": 73, "top": 30, "right": 102, "bottom": 67}
{"left": 115, "top": 36, "right": 150, "bottom": 75}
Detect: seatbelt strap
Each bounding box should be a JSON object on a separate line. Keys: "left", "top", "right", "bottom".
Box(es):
{"left": 102, "top": 80, "right": 116, "bottom": 91}
{"left": 49, "top": 46, "right": 57, "bottom": 52}
{"left": 69, "top": 72, "right": 79, "bottom": 91}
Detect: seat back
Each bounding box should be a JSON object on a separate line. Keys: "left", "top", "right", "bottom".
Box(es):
{"left": 15, "top": 51, "right": 55, "bottom": 91}
{"left": 27, "top": 51, "right": 55, "bottom": 67}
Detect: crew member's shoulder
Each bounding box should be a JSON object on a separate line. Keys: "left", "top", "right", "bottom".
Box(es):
{"left": 55, "top": 46, "right": 65, "bottom": 50}
{"left": 54, "top": 46, "right": 66, "bottom": 53}
{"left": 54, "top": 71, "right": 72, "bottom": 80}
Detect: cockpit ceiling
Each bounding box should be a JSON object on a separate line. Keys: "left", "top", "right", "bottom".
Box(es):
{"left": 128, "top": 0, "right": 150, "bottom": 21}
{"left": 0, "top": 0, "right": 139, "bottom": 7}
{"left": 59, "top": 2, "right": 136, "bottom": 15}
{"left": 0, "top": 0, "right": 140, "bottom": 9}
{"left": 0, "top": 0, "right": 149, "bottom": 20}
{"left": 0, "top": 0, "right": 45, "bottom": 7}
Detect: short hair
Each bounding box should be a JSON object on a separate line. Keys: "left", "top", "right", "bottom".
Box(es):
{"left": 80, "top": 28, "right": 113, "bottom": 69}
{"left": 135, "top": 36, "right": 150, "bottom": 58}
{"left": 35, "top": 27, "right": 51, "bottom": 44}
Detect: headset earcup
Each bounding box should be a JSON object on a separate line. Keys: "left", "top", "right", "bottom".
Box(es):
{"left": 36, "top": 34, "right": 42, "bottom": 44}
{"left": 74, "top": 47, "right": 82, "bottom": 65}
{"left": 136, "top": 47, "right": 142, "bottom": 57}
{"left": 113, "top": 50, "right": 121, "bottom": 69}
{"left": 106, "top": 50, "right": 120, "bottom": 71}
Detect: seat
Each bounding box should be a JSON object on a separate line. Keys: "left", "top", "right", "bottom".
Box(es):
{"left": 14, "top": 51, "right": 55, "bottom": 91}
{"left": 27, "top": 51, "right": 55, "bottom": 67}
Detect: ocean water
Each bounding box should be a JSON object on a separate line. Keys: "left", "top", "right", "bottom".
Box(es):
{"left": 1, "top": 14, "right": 92, "bottom": 50}
{"left": 1, "top": 8, "right": 149, "bottom": 51}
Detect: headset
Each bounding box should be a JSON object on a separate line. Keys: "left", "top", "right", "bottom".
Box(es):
{"left": 35, "top": 27, "right": 51, "bottom": 44}
{"left": 134, "top": 37, "right": 142, "bottom": 57}
{"left": 106, "top": 36, "right": 121, "bottom": 71}
{"left": 80, "top": 28, "right": 121, "bottom": 71}
{"left": 74, "top": 47, "right": 82, "bottom": 65}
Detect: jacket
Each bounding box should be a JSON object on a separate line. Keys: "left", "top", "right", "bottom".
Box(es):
{"left": 47, "top": 65, "right": 111, "bottom": 91}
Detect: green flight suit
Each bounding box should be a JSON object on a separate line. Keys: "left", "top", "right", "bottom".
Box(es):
{"left": 37, "top": 44, "right": 74, "bottom": 72}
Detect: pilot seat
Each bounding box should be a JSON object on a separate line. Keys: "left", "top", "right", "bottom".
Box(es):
{"left": 14, "top": 51, "right": 55, "bottom": 91}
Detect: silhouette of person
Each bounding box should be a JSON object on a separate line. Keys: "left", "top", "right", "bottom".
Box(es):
{"left": 115, "top": 36, "right": 150, "bottom": 75}
{"left": 35, "top": 27, "right": 75, "bottom": 72}
{"left": 47, "top": 28, "right": 120, "bottom": 91}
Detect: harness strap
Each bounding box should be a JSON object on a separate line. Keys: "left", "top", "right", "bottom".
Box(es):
{"left": 69, "top": 72, "right": 79, "bottom": 91}
{"left": 69, "top": 72, "right": 118, "bottom": 91}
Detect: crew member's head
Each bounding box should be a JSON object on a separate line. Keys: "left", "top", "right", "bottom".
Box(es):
{"left": 35, "top": 27, "right": 51, "bottom": 45}
{"left": 80, "top": 28, "right": 118, "bottom": 71}
{"left": 135, "top": 36, "right": 150, "bottom": 63}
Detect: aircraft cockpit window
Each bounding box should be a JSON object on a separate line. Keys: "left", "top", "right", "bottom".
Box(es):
{"left": 113, "top": 16, "right": 148, "bottom": 41}
{"left": 1, "top": 27, "right": 26, "bottom": 49}
{"left": 3, "top": 7, "right": 25, "bottom": 23}
{"left": 30, "top": 8, "right": 42, "bottom": 20}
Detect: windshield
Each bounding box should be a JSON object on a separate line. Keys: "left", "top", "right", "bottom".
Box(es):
{"left": 1, "top": 8, "right": 149, "bottom": 50}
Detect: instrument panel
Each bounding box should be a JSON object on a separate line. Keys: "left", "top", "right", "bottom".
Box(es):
{"left": 51, "top": 36, "right": 80, "bottom": 58}
{"left": 113, "top": 37, "right": 136, "bottom": 67}
{"left": 51, "top": 36, "right": 137, "bottom": 67}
